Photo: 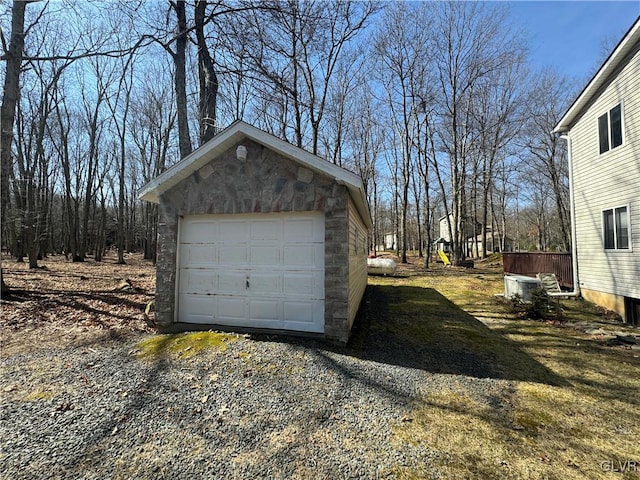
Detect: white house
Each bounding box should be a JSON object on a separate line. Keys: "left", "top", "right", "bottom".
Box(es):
{"left": 438, "top": 213, "right": 511, "bottom": 257}
{"left": 554, "top": 17, "right": 640, "bottom": 325}
{"left": 466, "top": 230, "right": 513, "bottom": 258}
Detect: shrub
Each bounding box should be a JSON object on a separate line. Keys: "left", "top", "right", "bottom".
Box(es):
{"left": 509, "top": 288, "right": 562, "bottom": 321}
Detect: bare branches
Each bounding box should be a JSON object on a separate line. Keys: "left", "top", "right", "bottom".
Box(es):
{"left": 1, "top": 0, "right": 578, "bottom": 264}
{"left": 15, "top": 36, "right": 154, "bottom": 62}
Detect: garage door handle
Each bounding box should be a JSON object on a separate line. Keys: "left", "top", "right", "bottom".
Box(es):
{"left": 246, "top": 276, "right": 250, "bottom": 289}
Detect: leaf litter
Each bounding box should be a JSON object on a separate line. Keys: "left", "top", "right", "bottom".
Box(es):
{"left": 1, "top": 252, "right": 155, "bottom": 356}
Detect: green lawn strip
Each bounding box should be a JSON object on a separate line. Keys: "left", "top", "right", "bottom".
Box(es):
{"left": 370, "top": 269, "right": 640, "bottom": 479}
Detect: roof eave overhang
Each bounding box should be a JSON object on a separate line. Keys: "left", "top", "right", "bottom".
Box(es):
{"left": 554, "top": 17, "right": 640, "bottom": 134}
{"left": 138, "top": 120, "right": 372, "bottom": 228}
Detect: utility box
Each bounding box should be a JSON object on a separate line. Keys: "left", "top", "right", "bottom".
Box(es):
{"left": 504, "top": 275, "right": 542, "bottom": 302}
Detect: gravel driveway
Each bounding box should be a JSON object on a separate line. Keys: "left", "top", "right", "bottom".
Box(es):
{"left": 1, "top": 289, "right": 516, "bottom": 480}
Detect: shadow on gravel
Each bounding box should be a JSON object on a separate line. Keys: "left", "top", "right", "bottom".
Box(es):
{"left": 248, "top": 284, "right": 567, "bottom": 386}
{"left": 344, "top": 284, "right": 569, "bottom": 386}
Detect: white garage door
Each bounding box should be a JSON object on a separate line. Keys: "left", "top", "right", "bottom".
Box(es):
{"left": 177, "top": 212, "right": 325, "bottom": 333}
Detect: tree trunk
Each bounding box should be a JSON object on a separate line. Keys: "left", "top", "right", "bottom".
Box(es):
{"left": 195, "top": 0, "right": 219, "bottom": 145}
{"left": 173, "top": 0, "right": 192, "bottom": 158}
{"left": 412, "top": 173, "right": 423, "bottom": 258}
{"left": 0, "top": 2, "right": 28, "bottom": 291}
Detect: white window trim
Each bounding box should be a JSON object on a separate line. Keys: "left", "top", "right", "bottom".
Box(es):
{"left": 602, "top": 204, "right": 632, "bottom": 252}
{"left": 597, "top": 101, "right": 625, "bottom": 156}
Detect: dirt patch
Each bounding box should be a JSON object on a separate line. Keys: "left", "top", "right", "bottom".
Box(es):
{"left": 1, "top": 252, "right": 155, "bottom": 356}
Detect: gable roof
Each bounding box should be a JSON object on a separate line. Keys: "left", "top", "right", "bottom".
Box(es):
{"left": 138, "top": 120, "right": 372, "bottom": 228}
{"left": 554, "top": 16, "right": 640, "bottom": 133}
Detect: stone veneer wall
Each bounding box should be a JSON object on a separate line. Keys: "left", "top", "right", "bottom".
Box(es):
{"left": 155, "top": 139, "right": 353, "bottom": 344}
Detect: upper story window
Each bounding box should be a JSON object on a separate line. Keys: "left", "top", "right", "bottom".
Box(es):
{"left": 598, "top": 103, "right": 623, "bottom": 154}
{"left": 603, "top": 205, "right": 630, "bottom": 250}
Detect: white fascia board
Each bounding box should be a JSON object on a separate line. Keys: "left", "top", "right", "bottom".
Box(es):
{"left": 137, "top": 121, "right": 372, "bottom": 228}
{"left": 138, "top": 121, "right": 246, "bottom": 203}
{"left": 348, "top": 186, "right": 373, "bottom": 229}
{"left": 554, "top": 17, "right": 640, "bottom": 133}
{"left": 242, "top": 123, "right": 372, "bottom": 228}
{"left": 241, "top": 122, "right": 364, "bottom": 189}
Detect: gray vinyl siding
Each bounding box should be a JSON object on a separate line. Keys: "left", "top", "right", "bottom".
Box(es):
{"left": 347, "top": 198, "right": 368, "bottom": 328}
{"left": 569, "top": 48, "right": 640, "bottom": 299}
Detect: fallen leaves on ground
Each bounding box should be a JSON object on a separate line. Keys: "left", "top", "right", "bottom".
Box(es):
{"left": 1, "top": 252, "right": 155, "bottom": 355}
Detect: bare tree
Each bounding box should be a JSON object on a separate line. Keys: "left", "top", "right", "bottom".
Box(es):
{"left": 347, "top": 84, "right": 384, "bottom": 254}
{"left": 12, "top": 57, "right": 68, "bottom": 268}
{"left": 1, "top": 1, "right": 30, "bottom": 288}
{"left": 238, "top": 0, "right": 376, "bottom": 153}
{"left": 130, "top": 61, "right": 177, "bottom": 261}
{"left": 194, "top": 0, "right": 218, "bottom": 144}
{"left": 104, "top": 53, "right": 136, "bottom": 264}
{"left": 374, "top": 2, "right": 430, "bottom": 263}
{"left": 430, "top": 2, "right": 521, "bottom": 264}
{"left": 320, "top": 50, "right": 364, "bottom": 166}
{"left": 470, "top": 60, "right": 526, "bottom": 258}
{"left": 170, "top": 0, "right": 193, "bottom": 158}
{"left": 520, "top": 69, "right": 574, "bottom": 251}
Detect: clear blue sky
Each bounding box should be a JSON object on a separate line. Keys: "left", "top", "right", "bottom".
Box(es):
{"left": 507, "top": 1, "right": 640, "bottom": 83}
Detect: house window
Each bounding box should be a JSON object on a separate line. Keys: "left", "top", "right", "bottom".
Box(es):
{"left": 603, "top": 206, "right": 630, "bottom": 250}
{"left": 598, "top": 103, "right": 623, "bottom": 154}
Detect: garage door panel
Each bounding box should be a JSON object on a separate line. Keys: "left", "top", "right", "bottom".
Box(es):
{"left": 217, "top": 296, "right": 247, "bottom": 320}
{"left": 283, "top": 300, "right": 324, "bottom": 332}
{"left": 179, "top": 269, "right": 216, "bottom": 294}
{"left": 284, "top": 218, "right": 324, "bottom": 243}
{"left": 250, "top": 245, "right": 281, "bottom": 266}
{"left": 284, "top": 301, "right": 314, "bottom": 323}
{"left": 283, "top": 272, "right": 324, "bottom": 297}
{"left": 249, "top": 299, "right": 281, "bottom": 321}
{"left": 218, "top": 271, "right": 247, "bottom": 293}
{"left": 282, "top": 320, "right": 323, "bottom": 333}
{"left": 179, "top": 294, "right": 215, "bottom": 324}
{"left": 180, "top": 244, "right": 217, "bottom": 268}
{"left": 178, "top": 212, "right": 324, "bottom": 333}
{"left": 218, "top": 246, "right": 248, "bottom": 266}
{"left": 284, "top": 244, "right": 323, "bottom": 268}
{"left": 249, "top": 273, "right": 282, "bottom": 295}
{"left": 218, "top": 221, "right": 249, "bottom": 242}
{"left": 180, "top": 219, "right": 218, "bottom": 243}
{"left": 251, "top": 220, "right": 282, "bottom": 241}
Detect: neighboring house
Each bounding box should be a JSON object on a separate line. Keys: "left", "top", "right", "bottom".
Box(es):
{"left": 139, "top": 121, "right": 371, "bottom": 344}
{"left": 439, "top": 214, "right": 511, "bottom": 257}
{"left": 466, "top": 230, "right": 513, "bottom": 258}
{"left": 438, "top": 214, "right": 453, "bottom": 242}
{"left": 554, "top": 18, "right": 640, "bottom": 324}
{"left": 438, "top": 213, "right": 480, "bottom": 244}
{"left": 383, "top": 232, "right": 397, "bottom": 250}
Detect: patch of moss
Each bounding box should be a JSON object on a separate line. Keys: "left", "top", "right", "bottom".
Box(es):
{"left": 254, "top": 362, "right": 280, "bottom": 375}
{"left": 24, "top": 389, "right": 54, "bottom": 401}
{"left": 514, "top": 408, "right": 555, "bottom": 436}
{"left": 134, "top": 331, "right": 238, "bottom": 360}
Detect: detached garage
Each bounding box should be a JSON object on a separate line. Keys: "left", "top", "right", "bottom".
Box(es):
{"left": 139, "top": 121, "right": 371, "bottom": 344}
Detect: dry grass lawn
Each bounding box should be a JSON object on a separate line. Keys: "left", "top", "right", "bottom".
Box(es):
{"left": 372, "top": 255, "right": 639, "bottom": 480}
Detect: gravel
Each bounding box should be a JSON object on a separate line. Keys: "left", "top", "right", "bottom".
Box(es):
{"left": 1, "top": 330, "right": 510, "bottom": 479}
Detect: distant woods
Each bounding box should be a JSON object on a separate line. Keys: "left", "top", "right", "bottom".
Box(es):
{"left": 1, "top": 1, "right": 574, "bottom": 271}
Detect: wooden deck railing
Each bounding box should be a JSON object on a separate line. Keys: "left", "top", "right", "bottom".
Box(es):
{"left": 503, "top": 252, "right": 573, "bottom": 289}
